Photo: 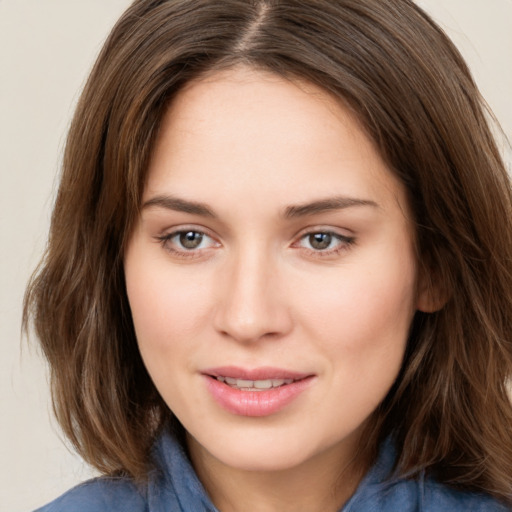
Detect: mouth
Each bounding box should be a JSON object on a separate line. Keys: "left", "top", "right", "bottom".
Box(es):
{"left": 202, "top": 366, "right": 315, "bottom": 416}
{"left": 203, "top": 366, "right": 312, "bottom": 389}
{"left": 213, "top": 376, "right": 297, "bottom": 391}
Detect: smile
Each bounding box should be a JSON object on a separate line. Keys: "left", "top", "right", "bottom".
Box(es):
{"left": 215, "top": 376, "right": 295, "bottom": 391}
{"left": 203, "top": 367, "right": 315, "bottom": 417}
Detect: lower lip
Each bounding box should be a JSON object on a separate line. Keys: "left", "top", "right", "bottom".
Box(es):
{"left": 204, "top": 375, "right": 314, "bottom": 417}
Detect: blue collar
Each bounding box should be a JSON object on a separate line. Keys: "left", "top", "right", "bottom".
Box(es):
{"left": 148, "top": 430, "right": 506, "bottom": 511}
{"left": 150, "top": 431, "right": 397, "bottom": 512}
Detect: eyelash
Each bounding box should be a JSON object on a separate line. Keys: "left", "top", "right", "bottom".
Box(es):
{"left": 293, "top": 231, "right": 355, "bottom": 257}
{"left": 156, "top": 228, "right": 355, "bottom": 260}
{"left": 156, "top": 229, "right": 219, "bottom": 260}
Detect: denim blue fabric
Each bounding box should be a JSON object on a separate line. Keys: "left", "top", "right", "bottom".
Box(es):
{"left": 35, "top": 431, "right": 509, "bottom": 511}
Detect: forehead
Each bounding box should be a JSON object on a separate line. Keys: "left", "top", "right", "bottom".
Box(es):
{"left": 144, "top": 66, "right": 408, "bottom": 216}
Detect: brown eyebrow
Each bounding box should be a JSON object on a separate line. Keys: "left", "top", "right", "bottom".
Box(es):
{"left": 142, "top": 195, "right": 216, "bottom": 218}
{"left": 283, "top": 196, "right": 378, "bottom": 218}
{"left": 142, "top": 194, "right": 378, "bottom": 219}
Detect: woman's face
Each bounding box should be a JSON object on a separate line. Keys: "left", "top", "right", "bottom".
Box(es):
{"left": 125, "top": 67, "right": 426, "bottom": 473}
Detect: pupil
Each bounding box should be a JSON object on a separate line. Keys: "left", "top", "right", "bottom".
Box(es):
{"left": 180, "top": 231, "right": 203, "bottom": 249}
{"left": 310, "top": 233, "right": 331, "bottom": 250}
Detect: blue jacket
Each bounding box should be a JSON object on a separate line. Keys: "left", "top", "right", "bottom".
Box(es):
{"left": 35, "top": 431, "right": 509, "bottom": 511}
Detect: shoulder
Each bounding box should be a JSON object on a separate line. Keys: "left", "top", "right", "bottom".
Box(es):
{"left": 345, "top": 439, "right": 510, "bottom": 511}
{"left": 33, "top": 429, "right": 212, "bottom": 512}
{"left": 421, "top": 479, "right": 510, "bottom": 512}
{"left": 349, "top": 476, "right": 510, "bottom": 511}
{"left": 33, "top": 476, "right": 147, "bottom": 512}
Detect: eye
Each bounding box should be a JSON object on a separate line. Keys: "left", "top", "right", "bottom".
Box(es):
{"left": 296, "top": 230, "right": 355, "bottom": 255}
{"left": 306, "top": 233, "right": 335, "bottom": 250}
{"left": 175, "top": 230, "right": 207, "bottom": 250}
{"left": 157, "top": 229, "right": 219, "bottom": 256}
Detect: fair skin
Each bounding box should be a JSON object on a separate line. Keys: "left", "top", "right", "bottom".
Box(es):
{"left": 124, "top": 66, "right": 432, "bottom": 512}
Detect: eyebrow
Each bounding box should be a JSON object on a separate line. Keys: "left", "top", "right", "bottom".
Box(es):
{"left": 142, "top": 194, "right": 378, "bottom": 219}
{"left": 142, "top": 195, "right": 216, "bottom": 217}
{"left": 283, "top": 196, "right": 378, "bottom": 218}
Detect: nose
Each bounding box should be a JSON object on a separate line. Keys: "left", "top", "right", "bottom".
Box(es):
{"left": 213, "top": 248, "right": 293, "bottom": 343}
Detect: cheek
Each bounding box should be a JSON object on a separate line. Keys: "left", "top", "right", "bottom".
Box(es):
{"left": 124, "top": 246, "right": 212, "bottom": 359}
{"left": 295, "top": 248, "right": 417, "bottom": 364}
{"left": 296, "top": 254, "right": 416, "bottom": 422}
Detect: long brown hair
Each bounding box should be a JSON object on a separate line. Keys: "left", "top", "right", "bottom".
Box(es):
{"left": 24, "top": 0, "right": 512, "bottom": 503}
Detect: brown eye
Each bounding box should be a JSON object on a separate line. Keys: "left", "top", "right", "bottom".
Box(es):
{"left": 308, "top": 233, "right": 333, "bottom": 250}
{"left": 295, "top": 231, "right": 355, "bottom": 256}
{"left": 157, "top": 229, "right": 219, "bottom": 258}
{"left": 179, "top": 231, "right": 204, "bottom": 249}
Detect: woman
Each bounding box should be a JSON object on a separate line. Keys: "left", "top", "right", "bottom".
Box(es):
{"left": 25, "top": 0, "right": 512, "bottom": 510}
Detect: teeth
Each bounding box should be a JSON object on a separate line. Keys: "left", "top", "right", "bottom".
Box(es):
{"left": 236, "top": 379, "right": 253, "bottom": 388}
{"left": 216, "top": 377, "right": 294, "bottom": 390}
{"left": 254, "top": 380, "right": 273, "bottom": 389}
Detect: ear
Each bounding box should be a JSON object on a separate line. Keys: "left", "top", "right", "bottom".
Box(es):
{"left": 416, "top": 267, "right": 449, "bottom": 313}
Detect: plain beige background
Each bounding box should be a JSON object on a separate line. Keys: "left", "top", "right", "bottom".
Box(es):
{"left": 1, "top": 1, "right": 511, "bottom": 511}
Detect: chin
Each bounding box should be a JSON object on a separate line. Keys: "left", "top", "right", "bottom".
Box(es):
{"left": 215, "top": 446, "right": 313, "bottom": 473}
{"left": 187, "top": 424, "right": 342, "bottom": 474}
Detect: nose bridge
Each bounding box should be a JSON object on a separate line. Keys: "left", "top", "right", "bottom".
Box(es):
{"left": 213, "top": 242, "right": 290, "bottom": 343}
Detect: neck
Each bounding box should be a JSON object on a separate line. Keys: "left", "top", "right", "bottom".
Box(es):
{"left": 187, "top": 433, "right": 370, "bottom": 512}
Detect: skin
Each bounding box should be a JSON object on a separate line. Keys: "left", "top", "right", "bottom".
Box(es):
{"left": 124, "top": 66, "right": 432, "bottom": 512}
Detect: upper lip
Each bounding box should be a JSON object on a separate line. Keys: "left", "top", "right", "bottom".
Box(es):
{"left": 202, "top": 366, "right": 312, "bottom": 381}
